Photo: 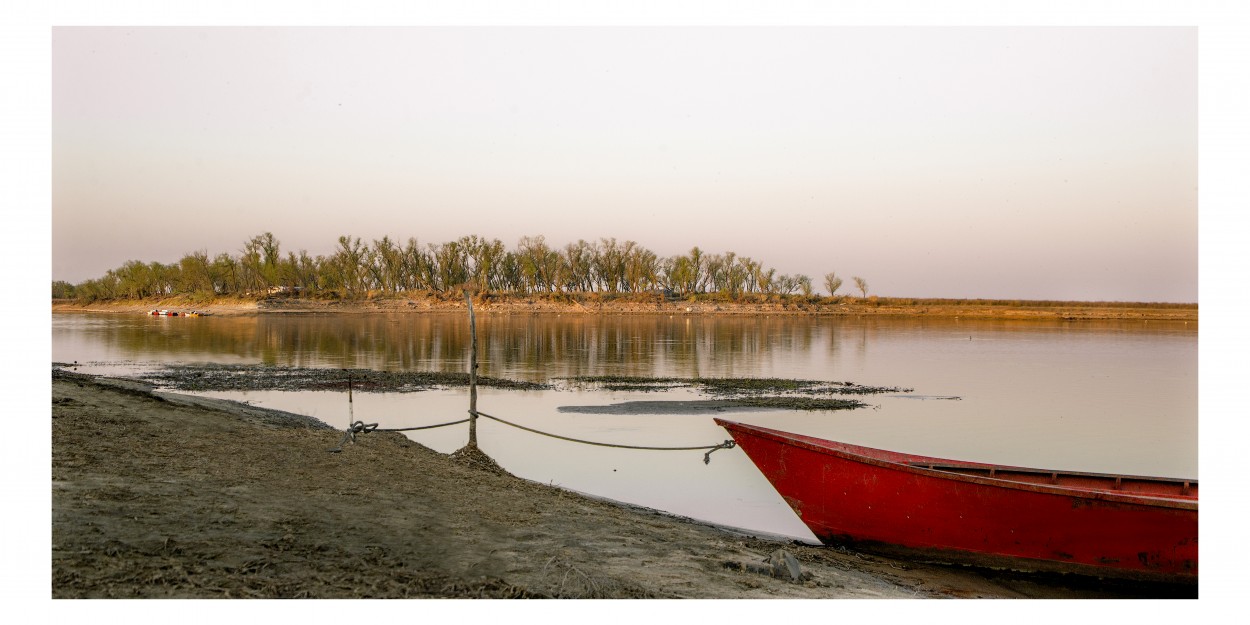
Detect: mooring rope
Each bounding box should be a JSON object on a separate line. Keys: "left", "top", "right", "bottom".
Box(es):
{"left": 329, "top": 411, "right": 737, "bottom": 463}
{"left": 473, "top": 410, "right": 736, "bottom": 464}
{"left": 328, "top": 362, "right": 736, "bottom": 462}
{"left": 381, "top": 418, "right": 472, "bottom": 432}
{"left": 328, "top": 418, "right": 472, "bottom": 453}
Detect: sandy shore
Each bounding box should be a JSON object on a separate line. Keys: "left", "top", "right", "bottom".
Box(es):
{"left": 50, "top": 367, "right": 1195, "bottom": 599}
{"left": 52, "top": 294, "right": 1198, "bottom": 322}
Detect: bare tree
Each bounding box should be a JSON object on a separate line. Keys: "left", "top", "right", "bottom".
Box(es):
{"left": 824, "top": 272, "right": 843, "bottom": 296}
{"left": 798, "top": 274, "right": 813, "bottom": 297}
{"left": 774, "top": 274, "right": 800, "bottom": 295}
{"left": 853, "top": 276, "right": 868, "bottom": 298}
{"left": 622, "top": 242, "right": 658, "bottom": 292}
{"left": 331, "top": 235, "right": 368, "bottom": 297}
{"left": 755, "top": 266, "right": 777, "bottom": 295}
{"left": 517, "top": 235, "right": 559, "bottom": 293}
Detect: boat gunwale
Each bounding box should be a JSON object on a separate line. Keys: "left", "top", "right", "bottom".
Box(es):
{"left": 716, "top": 419, "right": 1198, "bottom": 511}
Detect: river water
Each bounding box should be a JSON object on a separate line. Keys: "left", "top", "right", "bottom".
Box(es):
{"left": 51, "top": 311, "right": 1198, "bottom": 541}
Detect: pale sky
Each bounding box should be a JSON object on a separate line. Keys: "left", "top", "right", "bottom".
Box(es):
{"left": 51, "top": 26, "right": 1197, "bottom": 301}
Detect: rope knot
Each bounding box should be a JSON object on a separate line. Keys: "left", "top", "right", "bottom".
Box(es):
{"left": 704, "top": 439, "right": 737, "bottom": 465}
{"left": 348, "top": 420, "right": 379, "bottom": 435}
{"left": 328, "top": 420, "right": 379, "bottom": 453}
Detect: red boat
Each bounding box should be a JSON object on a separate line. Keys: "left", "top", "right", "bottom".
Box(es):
{"left": 716, "top": 419, "right": 1197, "bottom": 582}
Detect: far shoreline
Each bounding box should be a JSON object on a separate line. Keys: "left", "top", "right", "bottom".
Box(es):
{"left": 51, "top": 293, "right": 1199, "bottom": 323}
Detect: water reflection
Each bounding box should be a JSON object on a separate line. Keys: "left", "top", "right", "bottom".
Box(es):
{"left": 54, "top": 312, "right": 1198, "bottom": 474}
{"left": 62, "top": 312, "right": 1193, "bottom": 379}
{"left": 53, "top": 311, "right": 1198, "bottom": 538}
{"left": 57, "top": 313, "right": 826, "bottom": 379}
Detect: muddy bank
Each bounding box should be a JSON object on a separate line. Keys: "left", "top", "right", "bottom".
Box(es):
{"left": 557, "top": 399, "right": 862, "bottom": 414}
{"left": 563, "top": 375, "right": 910, "bottom": 396}
{"left": 135, "top": 362, "right": 551, "bottom": 393}
{"left": 103, "top": 364, "right": 907, "bottom": 413}
{"left": 52, "top": 294, "right": 1199, "bottom": 322}
{"left": 50, "top": 367, "right": 1195, "bottom": 599}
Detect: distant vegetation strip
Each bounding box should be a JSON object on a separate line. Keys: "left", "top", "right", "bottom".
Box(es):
{"left": 54, "top": 232, "right": 868, "bottom": 304}
{"left": 53, "top": 231, "right": 1195, "bottom": 309}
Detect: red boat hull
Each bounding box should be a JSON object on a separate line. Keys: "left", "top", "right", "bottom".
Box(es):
{"left": 716, "top": 419, "right": 1197, "bottom": 582}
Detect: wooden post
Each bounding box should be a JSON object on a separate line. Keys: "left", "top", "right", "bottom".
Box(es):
{"left": 464, "top": 287, "right": 479, "bottom": 448}
{"left": 345, "top": 368, "right": 354, "bottom": 427}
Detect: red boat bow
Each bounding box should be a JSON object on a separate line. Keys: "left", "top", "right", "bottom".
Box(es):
{"left": 716, "top": 419, "right": 1197, "bottom": 582}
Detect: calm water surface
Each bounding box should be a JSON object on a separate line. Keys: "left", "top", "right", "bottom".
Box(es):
{"left": 52, "top": 312, "right": 1198, "bottom": 540}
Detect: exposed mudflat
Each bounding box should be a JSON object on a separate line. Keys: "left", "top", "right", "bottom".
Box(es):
{"left": 51, "top": 367, "right": 1196, "bottom": 599}
{"left": 136, "top": 362, "right": 551, "bottom": 393}
{"left": 557, "top": 399, "right": 858, "bottom": 414}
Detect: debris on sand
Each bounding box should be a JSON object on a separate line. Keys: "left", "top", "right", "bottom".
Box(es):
{"left": 723, "top": 549, "right": 806, "bottom": 583}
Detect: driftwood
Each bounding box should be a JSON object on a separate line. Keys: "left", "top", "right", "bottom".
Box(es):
{"left": 723, "top": 549, "right": 806, "bottom": 583}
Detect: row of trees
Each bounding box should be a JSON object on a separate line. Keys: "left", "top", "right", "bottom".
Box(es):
{"left": 55, "top": 233, "right": 870, "bottom": 303}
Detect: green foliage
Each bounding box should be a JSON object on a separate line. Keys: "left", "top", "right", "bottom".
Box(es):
{"left": 52, "top": 280, "right": 76, "bottom": 299}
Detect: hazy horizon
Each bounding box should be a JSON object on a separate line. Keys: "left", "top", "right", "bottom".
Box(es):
{"left": 51, "top": 26, "right": 1198, "bottom": 302}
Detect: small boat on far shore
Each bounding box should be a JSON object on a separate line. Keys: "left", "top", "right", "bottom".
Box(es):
{"left": 147, "top": 310, "right": 207, "bottom": 317}
{"left": 716, "top": 419, "right": 1197, "bottom": 583}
